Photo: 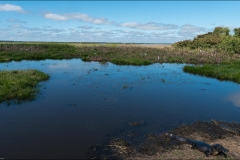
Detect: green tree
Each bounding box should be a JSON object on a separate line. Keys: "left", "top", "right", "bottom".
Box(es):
{"left": 213, "top": 27, "right": 230, "bottom": 36}
{"left": 218, "top": 36, "right": 240, "bottom": 54}
{"left": 234, "top": 28, "right": 240, "bottom": 38}
{"left": 173, "top": 27, "right": 235, "bottom": 50}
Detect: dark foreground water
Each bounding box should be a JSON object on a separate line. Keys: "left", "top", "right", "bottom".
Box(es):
{"left": 1, "top": 59, "right": 240, "bottom": 159}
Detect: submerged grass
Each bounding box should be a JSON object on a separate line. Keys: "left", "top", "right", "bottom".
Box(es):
{"left": 0, "top": 69, "right": 49, "bottom": 103}
{"left": 183, "top": 60, "right": 240, "bottom": 83}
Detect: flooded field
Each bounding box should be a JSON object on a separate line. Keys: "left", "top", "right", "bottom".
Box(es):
{"left": 1, "top": 59, "right": 240, "bottom": 159}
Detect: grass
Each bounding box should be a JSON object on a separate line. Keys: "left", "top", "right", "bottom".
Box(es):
{"left": 1, "top": 42, "right": 240, "bottom": 83}
{"left": 0, "top": 69, "right": 49, "bottom": 103}
{"left": 0, "top": 43, "right": 78, "bottom": 62}
{"left": 183, "top": 60, "right": 240, "bottom": 83}
{"left": 74, "top": 43, "right": 238, "bottom": 65}
{"left": 1, "top": 42, "right": 239, "bottom": 65}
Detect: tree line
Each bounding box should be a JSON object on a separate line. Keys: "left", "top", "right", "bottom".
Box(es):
{"left": 174, "top": 27, "right": 240, "bottom": 54}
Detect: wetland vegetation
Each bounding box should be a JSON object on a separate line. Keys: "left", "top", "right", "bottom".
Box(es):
{"left": 0, "top": 69, "right": 49, "bottom": 103}
{"left": 1, "top": 27, "right": 240, "bottom": 84}
{"left": 1, "top": 58, "right": 240, "bottom": 159}
{"left": 184, "top": 60, "right": 240, "bottom": 83}
{"left": 1, "top": 27, "right": 240, "bottom": 159}
{"left": 175, "top": 27, "right": 240, "bottom": 83}
{"left": 0, "top": 41, "right": 239, "bottom": 65}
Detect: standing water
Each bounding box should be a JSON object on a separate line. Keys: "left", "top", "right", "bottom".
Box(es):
{"left": 0, "top": 59, "right": 240, "bottom": 159}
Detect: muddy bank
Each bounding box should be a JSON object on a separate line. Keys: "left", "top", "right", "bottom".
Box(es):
{"left": 88, "top": 120, "right": 240, "bottom": 159}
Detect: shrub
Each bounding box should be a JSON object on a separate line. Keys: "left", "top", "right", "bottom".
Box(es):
{"left": 234, "top": 28, "right": 240, "bottom": 38}
{"left": 218, "top": 36, "right": 240, "bottom": 54}
{"left": 173, "top": 26, "right": 240, "bottom": 53}
{"left": 213, "top": 27, "right": 230, "bottom": 36}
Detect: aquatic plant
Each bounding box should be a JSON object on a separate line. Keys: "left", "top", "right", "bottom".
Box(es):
{"left": 0, "top": 69, "right": 49, "bottom": 103}
{"left": 1, "top": 40, "right": 240, "bottom": 84}
{"left": 183, "top": 60, "right": 240, "bottom": 83}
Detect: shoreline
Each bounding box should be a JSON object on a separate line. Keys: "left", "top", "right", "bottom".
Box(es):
{"left": 1, "top": 42, "right": 240, "bottom": 84}
{"left": 88, "top": 120, "right": 240, "bottom": 159}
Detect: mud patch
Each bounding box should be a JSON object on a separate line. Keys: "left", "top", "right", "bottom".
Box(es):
{"left": 88, "top": 120, "right": 240, "bottom": 159}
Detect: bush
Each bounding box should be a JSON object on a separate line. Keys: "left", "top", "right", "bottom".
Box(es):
{"left": 218, "top": 36, "right": 240, "bottom": 54}
{"left": 172, "top": 40, "right": 192, "bottom": 48}
{"left": 192, "top": 33, "right": 222, "bottom": 49}
{"left": 173, "top": 26, "right": 240, "bottom": 53}
{"left": 173, "top": 31, "right": 223, "bottom": 49}
{"left": 213, "top": 27, "right": 230, "bottom": 36}
{"left": 234, "top": 28, "right": 240, "bottom": 38}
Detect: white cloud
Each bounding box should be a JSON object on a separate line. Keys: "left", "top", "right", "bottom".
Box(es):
{"left": 43, "top": 26, "right": 52, "bottom": 28}
{"left": 8, "top": 24, "right": 22, "bottom": 28}
{"left": 44, "top": 13, "right": 67, "bottom": 21}
{"left": 0, "top": 25, "right": 180, "bottom": 43}
{"left": 0, "top": 4, "right": 25, "bottom": 13}
{"left": 0, "top": 17, "right": 207, "bottom": 43}
{"left": 43, "top": 12, "right": 178, "bottom": 31}
{"left": 77, "top": 26, "right": 93, "bottom": 30}
{"left": 178, "top": 24, "right": 207, "bottom": 38}
{"left": 48, "top": 63, "right": 70, "bottom": 69}
{"left": 6, "top": 18, "right": 26, "bottom": 23}
{"left": 180, "top": 24, "right": 206, "bottom": 33}
{"left": 228, "top": 91, "right": 240, "bottom": 107}
{"left": 119, "top": 22, "right": 178, "bottom": 30}
{"left": 150, "top": 31, "right": 179, "bottom": 37}
{"left": 47, "top": 28, "right": 65, "bottom": 33}
{"left": 44, "top": 13, "right": 112, "bottom": 25}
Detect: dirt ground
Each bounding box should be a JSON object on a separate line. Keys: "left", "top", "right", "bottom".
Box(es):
{"left": 88, "top": 120, "right": 240, "bottom": 159}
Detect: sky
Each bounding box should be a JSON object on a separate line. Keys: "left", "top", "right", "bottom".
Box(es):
{"left": 0, "top": 1, "right": 240, "bottom": 43}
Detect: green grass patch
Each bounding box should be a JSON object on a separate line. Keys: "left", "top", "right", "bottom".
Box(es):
{"left": 0, "top": 43, "right": 78, "bottom": 62}
{"left": 183, "top": 60, "right": 240, "bottom": 83}
{"left": 0, "top": 69, "right": 49, "bottom": 103}
{"left": 111, "top": 58, "right": 151, "bottom": 65}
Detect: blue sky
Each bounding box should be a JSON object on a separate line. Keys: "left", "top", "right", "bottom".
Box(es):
{"left": 0, "top": 1, "right": 240, "bottom": 43}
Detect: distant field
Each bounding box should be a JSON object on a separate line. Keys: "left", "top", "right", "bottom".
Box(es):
{"left": 0, "top": 42, "right": 237, "bottom": 64}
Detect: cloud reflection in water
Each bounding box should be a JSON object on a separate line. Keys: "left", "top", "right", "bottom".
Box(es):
{"left": 228, "top": 91, "right": 240, "bottom": 107}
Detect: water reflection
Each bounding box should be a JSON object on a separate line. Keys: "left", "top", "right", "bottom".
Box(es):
{"left": 228, "top": 91, "right": 240, "bottom": 107}
{"left": 0, "top": 59, "right": 240, "bottom": 159}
